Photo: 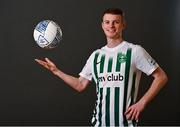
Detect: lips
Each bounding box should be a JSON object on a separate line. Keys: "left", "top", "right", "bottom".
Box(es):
{"left": 106, "top": 29, "right": 116, "bottom": 33}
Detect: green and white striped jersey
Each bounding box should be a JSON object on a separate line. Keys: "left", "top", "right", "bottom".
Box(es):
{"left": 79, "top": 41, "right": 158, "bottom": 126}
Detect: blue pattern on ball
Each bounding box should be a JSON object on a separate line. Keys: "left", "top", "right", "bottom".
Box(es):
{"left": 35, "top": 20, "right": 50, "bottom": 35}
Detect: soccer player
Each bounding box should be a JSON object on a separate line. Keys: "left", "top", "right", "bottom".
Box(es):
{"left": 35, "top": 8, "right": 168, "bottom": 126}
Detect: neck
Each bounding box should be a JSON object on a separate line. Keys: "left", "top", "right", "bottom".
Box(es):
{"left": 106, "top": 37, "right": 123, "bottom": 48}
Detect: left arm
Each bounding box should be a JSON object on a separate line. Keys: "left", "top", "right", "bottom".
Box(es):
{"left": 125, "top": 67, "right": 168, "bottom": 121}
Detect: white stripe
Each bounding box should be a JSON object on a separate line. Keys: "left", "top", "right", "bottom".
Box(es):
{"left": 110, "top": 87, "right": 115, "bottom": 125}
{"left": 94, "top": 89, "right": 101, "bottom": 126}
{"left": 101, "top": 88, "right": 106, "bottom": 126}
{"left": 112, "top": 53, "right": 118, "bottom": 72}
{"left": 119, "top": 62, "right": 126, "bottom": 124}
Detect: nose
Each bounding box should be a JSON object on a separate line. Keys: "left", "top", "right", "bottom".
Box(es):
{"left": 109, "top": 22, "right": 115, "bottom": 27}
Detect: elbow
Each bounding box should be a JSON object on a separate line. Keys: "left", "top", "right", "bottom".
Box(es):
{"left": 76, "top": 84, "right": 86, "bottom": 93}
{"left": 157, "top": 67, "right": 168, "bottom": 85}
{"left": 163, "top": 73, "right": 168, "bottom": 85}
{"left": 76, "top": 87, "right": 85, "bottom": 93}
{"left": 159, "top": 69, "right": 168, "bottom": 86}
{"left": 75, "top": 78, "right": 89, "bottom": 92}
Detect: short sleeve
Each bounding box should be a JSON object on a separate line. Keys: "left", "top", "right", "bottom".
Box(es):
{"left": 134, "top": 45, "right": 159, "bottom": 75}
{"left": 79, "top": 52, "right": 94, "bottom": 81}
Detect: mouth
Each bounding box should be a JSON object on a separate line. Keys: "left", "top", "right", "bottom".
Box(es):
{"left": 106, "top": 29, "right": 116, "bottom": 33}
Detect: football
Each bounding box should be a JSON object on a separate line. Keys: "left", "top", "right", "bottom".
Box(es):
{"left": 33, "top": 20, "right": 62, "bottom": 49}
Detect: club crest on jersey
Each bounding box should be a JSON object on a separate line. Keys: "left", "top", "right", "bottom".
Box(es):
{"left": 118, "top": 53, "right": 127, "bottom": 63}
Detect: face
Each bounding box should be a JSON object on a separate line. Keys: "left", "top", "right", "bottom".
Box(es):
{"left": 102, "top": 14, "right": 125, "bottom": 39}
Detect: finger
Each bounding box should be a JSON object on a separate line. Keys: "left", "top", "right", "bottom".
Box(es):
{"left": 126, "top": 109, "right": 134, "bottom": 120}
{"left": 35, "top": 59, "right": 50, "bottom": 69}
{"left": 125, "top": 107, "right": 131, "bottom": 115}
{"left": 35, "top": 59, "right": 41, "bottom": 63}
{"left": 135, "top": 111, "right": 140, "bottom": 121}
{"left": 35, "top": 59, "right": 44, "bottom": 65}
{"left": 45, "top": 58, "right": 55, "bottom": 65}
{"left": 35, "top": 59, "right": 47, "bottom": 63}
{"left": 130, "top": 109, "right": 137, "bottom": 120}
{"left": 35, "top": 59, "right": 46, "bottom": 65}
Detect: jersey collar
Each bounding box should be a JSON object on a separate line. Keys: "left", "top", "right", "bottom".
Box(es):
{"left": 103, "top": 41, "right": 126, "bottom": 52}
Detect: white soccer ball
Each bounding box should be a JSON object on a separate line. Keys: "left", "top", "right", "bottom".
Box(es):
{"left": 33, "top": 20, "right": 62, "bottom": 49}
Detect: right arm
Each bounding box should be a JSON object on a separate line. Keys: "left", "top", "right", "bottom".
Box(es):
{"left": 35, "top": 58, "right": 90, "bottom": 92}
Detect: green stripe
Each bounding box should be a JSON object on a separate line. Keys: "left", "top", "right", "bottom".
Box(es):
{"left": 105, "top": 88, "right": 110, "bottom": 126}
{"left": 130, "top": 73, "right": 136, "bottom": 106}
{"left": 123, "top": 48, "right": 132, "bottom": 126}
{"left": 107, "top": 57, "right": 113, "bottom": 72}
{"left": 91, "top": 78, "right": 98, "bottom": 126}
{"left": 93, "top": 52, "right": 99, "bottom": 83}
{"left": 131, "top": 73, "right": 137, "bottom": 126}
{"left": 114, "top": 52, "right": 123, "bottom": 126}
{"left": 115, "top": 87, "right": 120, "bottom": 126}
{"left": 93, "top": 52, "right": 100, "bottom": 126}
{"left": 93, "top": 52, "right": 99, "bottom": 93}
{"left": 100, "top": 54, "right": 105, "bottom": 73}
{"left": 116, "top": 52, "right": 121, "bottom": 72}
{"left": 98, "top": 88, "right": 103, "bottom": 126}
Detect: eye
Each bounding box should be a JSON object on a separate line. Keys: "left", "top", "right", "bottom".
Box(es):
{"left": 103, "top": 20, "right": 110, "bottom": 24}
{"left": 114, "top": 20, "right": 121, "bottom": 24}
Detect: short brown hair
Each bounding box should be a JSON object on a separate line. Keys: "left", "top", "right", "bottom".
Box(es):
{"left": 102, "top": 8, "right": 124, "bottom": 18}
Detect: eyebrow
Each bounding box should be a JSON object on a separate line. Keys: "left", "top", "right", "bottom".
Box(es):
{"left": 103, "top": 19, "right": 121, "bottom": 22}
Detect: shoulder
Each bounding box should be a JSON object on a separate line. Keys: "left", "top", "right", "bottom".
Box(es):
{"left": 123, "top": 41, "right": 142, "bottom": 49}
{"left": 86, "top": 48, "right": 102, "bottom": 61}
{"left": 124, "top": 41, "right": 147, "bottom": 53}
{"left": 91, "top": 45, "right": 106, "bottom": 55}
{"left": 91, "top": 49, "right": 101, "bottom": 56}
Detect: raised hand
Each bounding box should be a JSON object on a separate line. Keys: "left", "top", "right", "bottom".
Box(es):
{"left": 35, "top": 58, "right": 59, "bottom": 75}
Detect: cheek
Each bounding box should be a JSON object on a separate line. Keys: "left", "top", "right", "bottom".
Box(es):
{"left": 116, "top": 25, "right": 124, "bottom": 31}
{"left": 102, "top": 25, "right": 108, "bottom": 32}
{"left": 102, "top": 24, "right": 106, "bottom": 31}
{"left": 102, "top": 24, "right": 108, "bottom": 29}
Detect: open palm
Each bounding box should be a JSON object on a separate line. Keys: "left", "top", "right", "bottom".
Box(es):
{"left": 35, "top": 58, "right": 59, "bottom": 75}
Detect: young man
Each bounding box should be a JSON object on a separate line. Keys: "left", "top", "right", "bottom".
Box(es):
{"left": 35, "top": 8, "right": 168, "bottom": 126}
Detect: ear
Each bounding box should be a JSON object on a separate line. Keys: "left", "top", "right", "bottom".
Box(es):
{"left": 122, "top": 20, "right": 127, "bottom": 30}
{"left": 102, "top": 22, "right": 104, "bottom": 29}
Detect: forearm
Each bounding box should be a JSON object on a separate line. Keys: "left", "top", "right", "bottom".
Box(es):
{"left": 35, "top": 58, "right": 87, "bottom": 91}
{"left": 125, "top": 67, "right": 168, "bottom": 121}
{"left": 53, "top": 69, "right": 83, "bottom": 92}
{"left": 139, "top": 67, "right": 168, "bottom": 106}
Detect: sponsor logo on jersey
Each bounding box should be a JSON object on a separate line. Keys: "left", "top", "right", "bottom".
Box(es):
{"left": 147, "top": 58, "right": 156, "bottom": 66}
{"left": 98, "top": 73, "right": 124, "bottom": 82}
{"left": 96, "top": 60, "right": 101, "bottom": 65}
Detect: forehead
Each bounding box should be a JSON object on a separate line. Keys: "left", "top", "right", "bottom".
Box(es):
{"left": 103, "top": 14, "right": 122, "bottom": 21}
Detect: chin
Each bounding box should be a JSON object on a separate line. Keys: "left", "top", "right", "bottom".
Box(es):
{"left": 107, "top": 35, "right": 117, "bottom": 39}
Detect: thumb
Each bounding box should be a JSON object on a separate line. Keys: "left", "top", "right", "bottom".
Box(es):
{"left": 45, "top": 58, "right": 54, "bottom": 65}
